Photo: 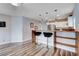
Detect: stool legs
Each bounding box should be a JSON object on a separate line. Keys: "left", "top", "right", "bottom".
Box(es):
{"left": 43, "top": 32, "right": 52, "bottom": 49}
{"left": 36, "top": 36, "right": 38, "bottom": 45}
{"left": 35, "top": 36, "right": 41, "bottom": 46}
{"left": 47, "top": 37, "right": 49, "bottom": 49}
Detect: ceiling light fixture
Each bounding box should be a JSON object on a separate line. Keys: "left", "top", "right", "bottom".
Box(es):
{"left": 11, "top": 3, "right": 22, "bottom": 6}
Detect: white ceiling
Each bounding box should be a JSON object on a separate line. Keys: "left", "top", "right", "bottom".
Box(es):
{"left": 12, "top": 3, "right": 75, "bottom": 21}
{"left": 0, "top": 3, "right": 16, "bottom": 16}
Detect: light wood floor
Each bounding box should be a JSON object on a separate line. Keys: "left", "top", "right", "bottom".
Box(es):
{"left": 0, "top": 41, "right": 76, "bottom": 56}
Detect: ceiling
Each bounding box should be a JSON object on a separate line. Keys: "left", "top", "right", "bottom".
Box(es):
{"left": 11, "top": 3, "right": 75, "bottom": 21}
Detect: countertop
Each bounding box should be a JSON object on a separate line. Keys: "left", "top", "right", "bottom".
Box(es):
{"left": 36, "top": 29, "right": 78, "bottom": 33}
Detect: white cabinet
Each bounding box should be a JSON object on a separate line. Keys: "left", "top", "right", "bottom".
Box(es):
{"left": 68, "top": 16, "right": 74, "bottom": 28}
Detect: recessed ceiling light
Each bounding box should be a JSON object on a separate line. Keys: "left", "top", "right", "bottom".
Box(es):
{"left": 54, "top": 9, "right": 58, "bottom": 12}
{"left": 39, "top": 14, "right": 41, "bottom": 16}
{"left": 45, "top": 12, "right": 48, "bottom": 14}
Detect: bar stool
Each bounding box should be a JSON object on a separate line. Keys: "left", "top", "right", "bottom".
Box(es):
{"left": 34, "top": 32, "right": 41, "bottom": 45}
{"left": 43, "top": 32, "right": 52, "bottom": 49}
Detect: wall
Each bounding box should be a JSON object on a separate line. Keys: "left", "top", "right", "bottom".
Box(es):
{"left": 23, "top": 17, "right": 40, "bottom": 42}
{"left": 11, "top": 16, "right": 40, "bottom": 42}
{"left": 0, "top": 3, "right": 20, "bottom": 44}
{"left": 40, "top": 21, "right": 47, "bottom": 31}
{"left": 0, "top": 14, "right": 37, "bottom": 43}
{"left": 74, "top": 3, "right": 79, "bottom": 30}
{"left": 0, "top": 14, "right": 11, "bottom": 45}
{"left": 11, "top": 16, "right": 23, "bottom": 42}
{"left": 0, "top": 14, "right": 40, "bottom": 43}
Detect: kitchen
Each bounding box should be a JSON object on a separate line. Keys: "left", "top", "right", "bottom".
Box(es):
{"left": 31, "top": 9, "right": 79, "bottom": 55}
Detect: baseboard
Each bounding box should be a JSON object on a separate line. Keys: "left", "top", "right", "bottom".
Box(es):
{"left": 0, "top": 40, "right": 32, "bottom": 45}
{"left": 0, "top": 42, "right": 10, "bottom": 45}
{"left": 23, "top": 39, "right": 32, "bottom": 43}
{"left": 23, "top": 40, "right": 32, "bottom": 43}
{"left": 11, "top": 40, "right": 24, "bottom": 43}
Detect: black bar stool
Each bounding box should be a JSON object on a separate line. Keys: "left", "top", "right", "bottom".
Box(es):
{"left": 34, "top": 32, "right": 41, "bottom": 45}
{"left": 43, "top": 32, "right": 52, "bottom": 48}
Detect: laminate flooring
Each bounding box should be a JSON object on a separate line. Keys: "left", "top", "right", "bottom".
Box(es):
{"left": 0, "top": 42, "right": 76, "bottom": 56}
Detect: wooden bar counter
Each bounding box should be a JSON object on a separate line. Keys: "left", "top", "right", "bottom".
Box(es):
{"left": 54, "top": 29, "right": 79, "bottom": 56}
{"left": 32, "top": 29, "right": 79, "bottom": 56}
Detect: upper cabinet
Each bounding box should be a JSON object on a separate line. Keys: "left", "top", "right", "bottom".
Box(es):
{"left": 68, "top": 15, "right": 74, "bottom": 27}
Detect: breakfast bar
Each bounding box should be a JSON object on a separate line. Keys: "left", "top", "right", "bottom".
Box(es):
{"left": 32, "top": 29, "right": 79, "bottom": 55}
